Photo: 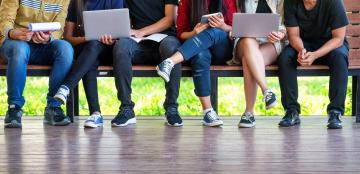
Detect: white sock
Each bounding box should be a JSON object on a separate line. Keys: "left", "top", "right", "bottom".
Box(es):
{"left": 263, "top": 89, "right": 271, "bottom": 95}
{"left": 203, "top": 108, "right": 214, "bottom": 115}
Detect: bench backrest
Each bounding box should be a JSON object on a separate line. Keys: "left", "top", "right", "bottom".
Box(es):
{"left": 346, "top": 0, "right": 360, "bottom": 65}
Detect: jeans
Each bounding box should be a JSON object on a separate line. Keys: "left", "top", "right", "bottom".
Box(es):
{"left": 178, "top": 28, "right": 233, "bottom": 97}
{"left": 278, "top": 40, "right": 349, "bottom": 114}
{"left": 0, "top": 39, "right": 74, "bottom": 108}
{"left": 63, "top": 41, "right": 112, "bottom": 114}
{"left": 113, "top": 36, "right": 181, "bottom": 109}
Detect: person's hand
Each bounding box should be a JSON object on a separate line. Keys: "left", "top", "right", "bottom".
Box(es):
{"left": 99, "top": 34, "right": 115, "bottom": 45}
{"left": 208, "top": 14, "right": 226, "bottom": 30}
{"left": 298, "top": 51, "right": 318, "bottom": 66}
{"left": 268, "top": 31, "right": 285, "bottom": 43}
{"left": 297, "top": 48, "right": 307, "bottom": 60}
{"left": 131, "top": 29, "right": 146, "bottom": 38}
{"left": 193, "top": 23, "right": 209, "bottom": 35}
{"left": 32, "top": 31, "right": 51, "bottom": 44}
{"left": 9, "top": 28, "right": 34, "bottom": 41}
{"left": 228, "top": 31, "right": 234, "bottom": 41}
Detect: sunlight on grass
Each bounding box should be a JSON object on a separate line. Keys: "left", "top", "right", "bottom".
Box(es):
{"left": 0, "top": 77, "right": 353, "bottom": 116}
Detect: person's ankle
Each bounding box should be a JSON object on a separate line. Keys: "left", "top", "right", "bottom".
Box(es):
{"left": 203, "top": 108, "right": 214, "bottom": 115}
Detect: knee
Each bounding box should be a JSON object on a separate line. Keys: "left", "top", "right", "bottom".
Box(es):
{"left": 1, "top": 40, "right": 30, "bottom": 64}
{"left": 238, "top": 38, "right": 256, "bottom": 49}
{"left": 327, "top": 49, "right": 349, "bottom": 68}
{"left": 206, "top": 28, "right": 227, "bottom": 37}
{"left": 159, "top": 36, "right": 180, "bottom": 56}
{"left": 52, "top": 40, "right": 74, "bottom": 65}
{"left": 85, "top": 40, "right": 103, "bottom": 50}
{"left": 191, "top": 51, "right": 211, "bottom": 70}
{"left": 277, "top": 46, "right": 297, "bottom": 67}
{"left": 113, "top": 38, "right": 134, "bottom": 60}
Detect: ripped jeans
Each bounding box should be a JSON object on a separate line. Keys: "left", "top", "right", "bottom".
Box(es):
{"left": 178, "top": 28, "right": 233, "bottom": 97}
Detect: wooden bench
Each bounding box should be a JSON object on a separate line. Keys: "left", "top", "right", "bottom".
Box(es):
{"left": 1, "top": 0, "right": 360, "bottom": 122}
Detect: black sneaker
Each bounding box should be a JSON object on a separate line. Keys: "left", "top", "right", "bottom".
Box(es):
{"left": 44, "top": 107, "right": 71, "bottom": 126}
{"left": 238, "top": 112, "right": 256, "bottom": 128}
{"left": 156, "top": 59, "right": 174, "bottom": 83}
{"left": 4, "top": 105, "right": 22, "bottom": 128}
{"left": 264, "top": 90, "right": 278, "bottom": 110}
{"left": 327, "top": 110, "right": 342, "bottom": 129}
{"left": 111, "top": 106, "right": 136, "bottom": 127}
{"left": 279, "top": 110, "right": 301, "bottom": 127}
{"left": 165, "top": 106, "right": 183, "bottom": 127}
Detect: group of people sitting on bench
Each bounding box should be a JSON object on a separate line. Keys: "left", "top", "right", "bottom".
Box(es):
{"left": 0, "top": 0, "right": 350, "bottom": 129}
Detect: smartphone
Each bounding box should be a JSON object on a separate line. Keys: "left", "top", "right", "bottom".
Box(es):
{"left": 200, "top": 12, "right": 223, "bottom": 24}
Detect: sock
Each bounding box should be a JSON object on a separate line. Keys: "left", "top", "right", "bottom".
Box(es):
{"left": 203, "top": 108, "right": 214, "bottom": 115}
{"left": 263, "top": 89, "right": 271, "bottom": 95}
{"left": 61, "top": 85, "right": 70, "bottom": 92}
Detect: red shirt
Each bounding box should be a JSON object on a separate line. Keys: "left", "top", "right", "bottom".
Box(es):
{"left": 176, "top": 0, "right": 238, "bottom": 39}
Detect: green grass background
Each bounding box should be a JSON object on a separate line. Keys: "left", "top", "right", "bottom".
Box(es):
{"left": 0, "top": 77, "right": 353, "bottom": 116}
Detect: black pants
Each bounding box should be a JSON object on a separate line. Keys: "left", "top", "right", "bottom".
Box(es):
{"left": 63, "top": 41, "right": 113, "bottom": 114}
{"left": 278, "top": 40, "right": 349, "bottom": 114}
{"left": 112, "top": 36, "right": 181, "bottom": 109}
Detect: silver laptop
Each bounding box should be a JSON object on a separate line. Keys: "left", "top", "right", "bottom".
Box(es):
{"left": 232, "top": 13, "right": 280, "bottom": 38}
{"left": 83, "top": 9, "right": 131, "bottom": 40}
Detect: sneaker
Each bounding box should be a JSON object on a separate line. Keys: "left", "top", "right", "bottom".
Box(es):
{"left": 202, "top": 110, "right": 223, "bottom": 127}
{"left": 44, "top": 107, "right": 71, "bottom": 126}
{"left": 111, "top": 106, "right": 136, "bottom": 127}
{"left": 4, "top": 105, "right": 22, "bottom": 128}
{"left": 279, "top": 110, "right": 301, "bottom": 127}
{"left": 238, "top": 112, "right": 256, "bottom": 128}
{"left": 156, "top": 59, "right": 174, "bottom": 83}
{"left": 165, "top": 106, "right": 183, "bottom": 127}
{"left": 327, "top": 110, "right": 343, "bottom": 129}
{"left": 84, "top": 113, "right": 104, "bottom": 128}
{"left": 54, "top": 85, "right": 70, "bottom": 104}
{"left": 264, "top": 90, "right": 278, "bottom": 110}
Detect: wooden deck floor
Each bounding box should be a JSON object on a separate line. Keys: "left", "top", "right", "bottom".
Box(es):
{"left": 0, "top": 117, "right": 360, "bottom": 174}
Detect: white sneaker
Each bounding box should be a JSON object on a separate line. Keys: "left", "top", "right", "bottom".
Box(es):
{"left": 84, "top": 114, "right": 103, "bottom": 128}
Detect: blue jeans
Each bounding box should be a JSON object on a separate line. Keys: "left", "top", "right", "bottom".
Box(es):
{"left": 0, "top": 39, "right": 74, "bottom": 108}
{"left": 178, "top": 28, "right": 233, "bottom": 97}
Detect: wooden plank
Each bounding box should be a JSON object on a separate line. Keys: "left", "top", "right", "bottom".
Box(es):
{"left": 347, "top": 25, "right": 360, "bottom": 36}
{"left": 349, "top": 49, "right": 360, "bottom": 65}
{"left": 348, "top": 37, "right": 360, "bottom": 48}
{"left": 348, "top": 13, "right": 360, "bottom": 24}
{"left": 344, "top": 0, "right": 360, "bottom": 11}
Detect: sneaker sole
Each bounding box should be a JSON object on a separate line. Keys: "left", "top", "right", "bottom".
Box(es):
{"left": 112, "top": 118, "right": 137, "bottom": 127}
{"left": 54, "top": 94, "right": 67, "bottom": 105}
{"left": 202, "top": 120, "right": 223, "bottom": 127}
{"left": 279, "top": 119, "right": 301, "bottom": 127}
{"left": 44, "top": 120, "right": 71, "bottom": 126}
{"left": 84, "top": 123, "right": 103, "bottom": 128}
{"left": 165, "top": 121, "right": 183, "bottom": 127}
{"left": 156, "top": 66, "right": 170, "bottom": 83}
{"left": 327, "top": 124, "right": 343, "bottom": 129}
{"left": 4, "top": 121, "right": 22, "bottom": 128}
{"left": 266, "top": 100, "right": 278, "bottom": 110}
{"left": 238, "top": 122, "right": 256, "bottom": 128}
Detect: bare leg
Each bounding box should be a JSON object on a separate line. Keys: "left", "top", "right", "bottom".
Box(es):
{"left": 169, "top": 52, "right": 185, "bottom": 64}
{"left": 236, "top": 38, "right": 278, "bottom": 113}
{"left": 199, "top": 96, "right": 213, "bottom": 110}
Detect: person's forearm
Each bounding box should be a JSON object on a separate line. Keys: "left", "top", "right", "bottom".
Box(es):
{"left": 180, "top": 31, "right": 196, "bottom": 40}
{"left": 139, "top": 16, "right": 174, "bottom": 36}
{"left": 289, "top": 36, "right": 305, "bottom": 52}
{"left": 314, "top": 37, "right": 344, "bottom": 58}
{"left": 222, "top": 24, "right": 232, "bottom": 33}
{"left": 65, "top": 36, "right": 86, "bottom": 46}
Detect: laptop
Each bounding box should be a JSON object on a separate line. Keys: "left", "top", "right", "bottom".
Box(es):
{"left": 232, "top": 13, "right": 280, "bottom": 38}
{"left": 83, "top": 9, "right": 131, "bottom": 40}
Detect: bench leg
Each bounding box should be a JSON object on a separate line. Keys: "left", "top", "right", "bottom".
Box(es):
{"left": 353, "top": 76, "right": 360, "bottom": 123}
{"left": 211, "top": 74, "right": 218, "bottom": 112}
{"left": 74, "top": 85, "right": 79, "bottom": 117}
{"left": 66, "top": 88, "right": 75, "bottom": 123}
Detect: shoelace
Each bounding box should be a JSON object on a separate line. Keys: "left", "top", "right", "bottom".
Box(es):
{"left": 329, "top": 112, "right": 342, "bottom": 121}
{"left": 283, "top": 110, "right": 297, "bottom": 120}
{"left": 162, "top": 61, "right": 173, "bottom": 74}
{"left": 263, "top": 91, "right": 273, "bottom": 102}
{"left": 88, "top": 114, "right": 99, "bottom": 122}
{"left": 117, "top": 108, "right": 133, "bottom": 118}
{"left": 53, "top": 107, "right": 65, "bottom": 121}
{"left": 167, "top": 107, "right": 178, "bottom": 116}
{"left": 207, "top": 111, "right": 219, "bottom": 121}
{"left": 241, "top": 113, "right": 252, "bottom": 120}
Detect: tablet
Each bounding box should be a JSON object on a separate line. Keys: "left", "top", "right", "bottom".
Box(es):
{"left": 232, "top": 13, "right": 280, "bottom": 38}
{"left": 83, "top": 9, "right": 131, "bottom": 40}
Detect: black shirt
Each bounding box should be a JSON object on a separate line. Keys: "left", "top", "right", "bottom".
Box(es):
{"left": 284, "top": 0, "right": 349, "bottom": 42}
{"left": 256, "top": 0, "right": 272, "bottom": 13}
{"left": 124, "top": 0, "right": 178, "bottom": 36}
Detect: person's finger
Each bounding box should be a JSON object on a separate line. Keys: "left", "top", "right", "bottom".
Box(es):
{"left": 39, "top": 32, "right": 48, "bottom": 40}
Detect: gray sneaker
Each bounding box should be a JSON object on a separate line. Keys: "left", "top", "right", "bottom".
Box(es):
{"left": 44, "top": 107, "right": 71, "bottom": 126}
{"left": 202, "top": 110, "right": 223, "bottom": 127}
{"left": 156, "top": 59, "right": 174, "bottom": 83}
